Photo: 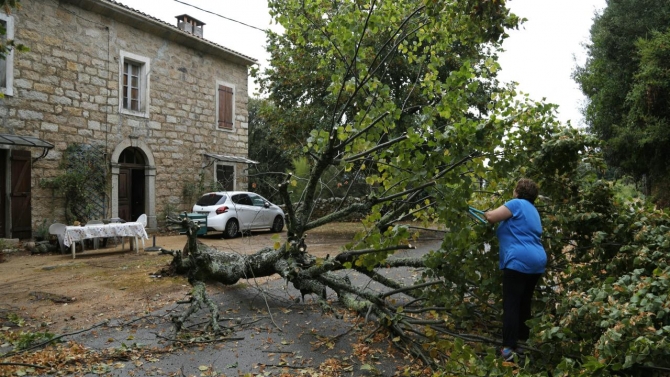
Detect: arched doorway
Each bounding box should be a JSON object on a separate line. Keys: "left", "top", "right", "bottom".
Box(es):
{"left": 117, "top": 147, "right": 145, "bottom": 222}
{"left": 110, "top": 139, "right": 156, "bottom": 229}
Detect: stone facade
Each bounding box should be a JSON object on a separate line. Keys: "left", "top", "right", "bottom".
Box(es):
{"left": 0, "top": 0, "right": 255, "bottom": 235}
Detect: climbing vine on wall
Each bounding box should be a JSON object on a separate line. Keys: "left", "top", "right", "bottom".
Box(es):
{"left": 41, "top": 144, "right": 108, "bottom": 224}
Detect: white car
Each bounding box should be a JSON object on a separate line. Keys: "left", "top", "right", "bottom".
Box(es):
{"left": 192, "top": 191, "right": 285, "bottom": 238}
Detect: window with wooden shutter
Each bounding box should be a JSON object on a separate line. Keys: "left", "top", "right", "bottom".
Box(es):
{"left": 218, "top": 84, "right": 234, "bottom": 130}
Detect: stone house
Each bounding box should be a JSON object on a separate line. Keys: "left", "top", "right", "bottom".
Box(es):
{"left": 0, "top": 0, "right": 257, "bottom": 239}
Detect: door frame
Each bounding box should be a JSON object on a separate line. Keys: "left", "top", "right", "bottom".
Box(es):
{"left": 110, "top": 139, "right": 156, "bottom": 229}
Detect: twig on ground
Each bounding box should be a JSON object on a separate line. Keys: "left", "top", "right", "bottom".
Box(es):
{"left": 153, "top": 332, "right": 244, "bottom": 344}
{"left": 3, "top": 320, "right": 109, "bottom": 358}
{"left": 0, "top": 362, "right": 48, "bottom": 369}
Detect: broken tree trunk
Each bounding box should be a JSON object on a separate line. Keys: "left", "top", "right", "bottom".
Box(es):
{"left": 164, "top": 217, "right": 330, "bottom": 332}
{"left": 163, "top": 216, "right": 490, "bottom": 370}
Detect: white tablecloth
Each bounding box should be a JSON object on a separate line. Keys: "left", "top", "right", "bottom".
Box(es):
{"left": 64, "top": 222, "right": 148, "bottom": 258}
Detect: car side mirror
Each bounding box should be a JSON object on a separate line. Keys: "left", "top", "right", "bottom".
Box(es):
{"left": 264, "top": 201, "right": 270, "bottom": 208}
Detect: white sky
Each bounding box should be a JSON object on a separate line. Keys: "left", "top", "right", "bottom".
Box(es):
{"left": 114, "top": 0, "right": 607, "bottom": 127}
{"left": 498, "top": 0, "right": 607, "bottom": 127}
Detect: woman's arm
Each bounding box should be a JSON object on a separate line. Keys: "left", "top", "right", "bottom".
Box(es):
{"left": 484, "top": 205, "right": 512, "bottom": 224}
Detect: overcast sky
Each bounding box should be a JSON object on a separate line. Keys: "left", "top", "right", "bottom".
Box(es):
{"left": 114, "top": 0, "right": 607, "bottom": 127}
{"left": 497, "top": 0, "right": 607, "bottom": 127}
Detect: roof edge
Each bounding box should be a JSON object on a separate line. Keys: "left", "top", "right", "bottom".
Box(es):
{"left": 60, "top": 0, "right": 257, "bottom": 66}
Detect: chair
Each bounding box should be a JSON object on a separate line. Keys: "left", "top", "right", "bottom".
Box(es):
{"left": 49, "top": 223, "right": 84, "bottom": 254}
{"left": 136, "top": 214, "right": 147, "bottom": 250}
{"left": 85, "top": 220, "right": 104, "bottom": 249}
{"left": 108, "top": 218, "right": 126, "bottom": 249}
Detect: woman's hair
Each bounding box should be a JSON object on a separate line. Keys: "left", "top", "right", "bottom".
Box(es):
{"left": 515, "top": 178, "right": 539, "bottom": 204}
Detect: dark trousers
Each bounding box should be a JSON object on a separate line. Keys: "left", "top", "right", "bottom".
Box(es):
{"left": 502, "top": 268, "right": 541, "bottom": 348}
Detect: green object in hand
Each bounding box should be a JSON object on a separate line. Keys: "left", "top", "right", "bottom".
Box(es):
{"left": 468, "top": 206, "right": 487, "bottom": 224}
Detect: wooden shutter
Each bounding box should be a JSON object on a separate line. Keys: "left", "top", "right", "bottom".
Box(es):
{"left": 0, "top": 150, "right": 5, "bottom": 237}
{"left": 218, "top": 85, "right": 233, "bottom": 130}
{"left": 118, "top": 168, "right": 131, "bottom": 222}
{"left": 10, "top": 150, "right": 31, "bottom": 239}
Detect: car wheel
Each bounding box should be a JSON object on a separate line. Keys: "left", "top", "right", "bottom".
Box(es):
{"left": 223, "top": 219, "right": 239, "bottom": 239}
{"left": 271, "top": 216, "right": 284, "bottom": 233}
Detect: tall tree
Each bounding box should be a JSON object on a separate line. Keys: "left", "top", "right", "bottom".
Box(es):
{"left": 159, "top": 0, "right": 670, "bottom": 374}
{"left": 574, "top": 0, "right": 670, "bottom": 198}
{"left": 166, "top": 0, "right": 660, "bottom": 373}
{"left": 247, "top": 97, "right": 292, "bottom": 203}
{"left": 171, "top": 0, "right": 558, "bottom": 359}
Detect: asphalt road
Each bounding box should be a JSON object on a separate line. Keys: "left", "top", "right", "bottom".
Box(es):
{"left": 68, "top": 238, "right": 442, "bottom": 376}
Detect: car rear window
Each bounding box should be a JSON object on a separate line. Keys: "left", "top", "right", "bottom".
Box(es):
{"left": 196, "top": 194, "right": 226, "bottom": 206}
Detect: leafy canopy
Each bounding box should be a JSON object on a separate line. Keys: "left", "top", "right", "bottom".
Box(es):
{"left": 257, "top": 0, "right": 555, "bottom": 237}
{"left": 255, "top": 0, "right": 670, "bottom": 375}
{"left": 574, "top": 0, "right": 670, "bottom": 200}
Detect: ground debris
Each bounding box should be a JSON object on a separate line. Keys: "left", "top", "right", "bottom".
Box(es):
{"left": 29, "top": 292, "right": 76, "bottom": 304}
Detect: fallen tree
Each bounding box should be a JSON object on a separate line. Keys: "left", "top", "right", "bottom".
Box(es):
{"left": 161, "top": 0, "right": 555, "bottom": 372}
{"left": 158, "top": 0, "right": 670, "bottom": 375}
{"left": 165, "top": 130, "right": 670, "bottom": 376}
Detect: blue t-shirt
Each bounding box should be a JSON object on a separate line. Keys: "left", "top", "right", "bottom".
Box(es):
{"left": 496, "top": 198, "right": 547, "bottom": 274}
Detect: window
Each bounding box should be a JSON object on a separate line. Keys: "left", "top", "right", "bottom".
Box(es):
{"left": 231, "top": 194, "right": 252, "bottom": 206}
{"left": 216, "top": 81, "right": 235, "bottom": 130}
{"left": 196, "top": 193, "right": 226, "bottom": 206}
{"left": 0, "top": 13, "right": 14, "bottom": 96}
{"left": 215, "top": 164, "right": 235, "bottom": 191}
{"left": 119, "top": 51, "right": 150, "bottom": 117}
{"left": 249, "top": 194, "right": 267, "bottom": 208}
{"left": 119, "top": 147, "right": 145, "bottom": 165}
{"left": 123, "top": 62, "right": 140, "bottom": 110}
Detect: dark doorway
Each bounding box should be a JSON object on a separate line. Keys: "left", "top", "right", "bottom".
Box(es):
{"left": 117, "top": 148, "right": 145, "bottom": 222}
{"left": 10, "top": 149, "right": 31, "bottom": 239}
{"left": 131, "top": 168, "right": 145, "bottom": 221}
{"left": 0, "top": 149, "right": 6, "bottom": 238}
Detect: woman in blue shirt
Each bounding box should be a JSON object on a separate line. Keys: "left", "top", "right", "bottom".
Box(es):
{"left": 485, "top": 178, "right": 547, "bottom": 361}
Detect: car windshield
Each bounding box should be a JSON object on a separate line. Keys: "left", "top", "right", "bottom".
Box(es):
{"left": 196, "top": 193, "right": 227, "bottom": 206}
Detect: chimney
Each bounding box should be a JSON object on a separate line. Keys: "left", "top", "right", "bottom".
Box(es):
{"left": 176, "top": 14, "right": 205, "bottom": 38}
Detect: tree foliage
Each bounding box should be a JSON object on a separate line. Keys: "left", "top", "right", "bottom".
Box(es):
{"left": 255, "top": 0, "right": 529, "bottom": 236}
{"left": 247, "top": 97, "right": 292, "bottom": 203}
{"left": 168, "top": 0, "right": 670, "bottom": 375}
{"left": 422, "top": 125, "right": 670, "bottom": 375}
{"left": 574, "top": 0, "right": 670, "bottom": 199}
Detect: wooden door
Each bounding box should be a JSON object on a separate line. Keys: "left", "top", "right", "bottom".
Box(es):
{"left": 118, "top": 168, "right": 131, "bottom": 222}
{"left": 10, "top": 150, "right": 31, "bottom": 239}
{"left": 130, "top": 169, "right": 145, "bottom": 222}
{"left": 0, "top": 150, "right": 6, "bottom": 238}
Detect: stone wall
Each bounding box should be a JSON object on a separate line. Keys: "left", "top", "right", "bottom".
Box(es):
{"left": 0, "top": 0, "right": 251, "bottom": 230}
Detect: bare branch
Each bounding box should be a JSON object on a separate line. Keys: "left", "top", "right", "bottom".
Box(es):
{"left": 379, "top": 280, "right": 444, "bottom": 299}
{"left": 344, "top": 134, "right": 409, "bottom": 162}
{"left": 335, "top": 244, "right": 415, "bottom": 263}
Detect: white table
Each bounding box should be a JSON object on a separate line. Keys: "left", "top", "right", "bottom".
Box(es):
{"left": 63, "top": 222, "right": 148, "bottom": 259}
